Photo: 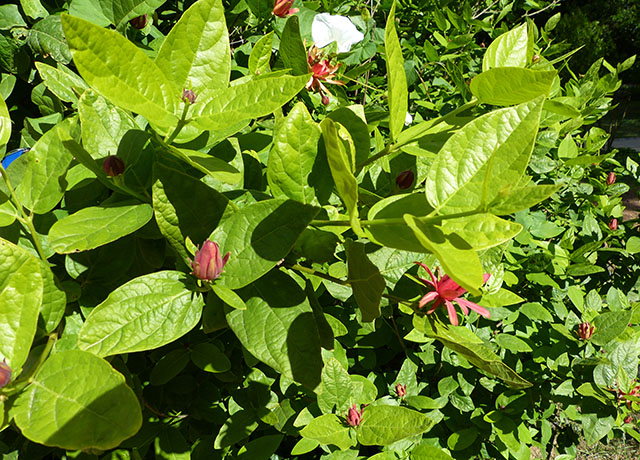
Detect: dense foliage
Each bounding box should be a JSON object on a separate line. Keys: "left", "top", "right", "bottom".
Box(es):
{"left": 0, "top": 0, "right": 638, "bottom": 459}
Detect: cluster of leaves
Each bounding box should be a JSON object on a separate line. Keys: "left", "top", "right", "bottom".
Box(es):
{"left": 0, "top": 0, "right": 638, "bottom": 459}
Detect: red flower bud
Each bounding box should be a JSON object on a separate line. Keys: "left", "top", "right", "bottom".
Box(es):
{"left": 346, "top": 403, "right": 363, "bottom": 427}
{"left": 102, "top": 155, "right": 125, "bottom": 177}
{"left": 609, "top": 218, "right": 618, "bottom": 231}
{"left": 129, "top": 14, "right": 148, "bottom": 30}
{"left": 273, "top": 0, "right": 298, "bottom": 17}
{"left": 625, "top": 415, "right": 633, "bottom": 424}
{"left": 321, "top": 94, "right": 330, "bottom": 106}
{"left": 190, "top": 240, "right": 230, "bottom": 281}
{"left": 532, "top": 54, "right": 540, "bottom": 63}
{"left": 577, "top": 322, "right": 595, "bottom": 340}
{"left": 395, "top": 170, "right": 414, "bottom": 190}
{"left": 182, "top": 89, "right": 197, "bottom": 104}
{"left": 0, "top": 359, "right": 11, "bottom": 388}
{"left": 394, "top": 383, "right": 407, "bottom": 398}
{"left": 606, "top": 172, "right": 616, "bottom": 186}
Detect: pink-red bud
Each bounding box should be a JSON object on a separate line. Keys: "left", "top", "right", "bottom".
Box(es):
{"left": 606, "top": 172, "right": 616, "bottom": 186}
{"left": 394, "top": 383, "right": 407, "bottom": 398}
{"left": 190, "top": 240, "right": 230, "bottom": 281}
{"left": 395, "top": 170, "right": 414, "bottom": 190}
{"left": 609, "top": 218, "right": 618, "bottom": 231}
{"left": 182, "top": 89, "right": 197, "bottom": 104}
{"left": 577, "top": 322, "right": 595, "bottom": 340}
{"left": 321, "top": 94, "right": 330, "bottom": 106}
{"left": 129, "top": 14, "right": 148, "bottom": 30}
{"left": 273, "top": 0, "right": 298, "bottom": 17}
{"left": 102, "top": 155, "right": 125, "bottom": 177}
{"left": 625, "top": 415, "right": 633, "bottom": 424}
{"left": 346, "top": 403, "right": 363, "bottom": 427}
{"left": 0, "top": 359, "right": 11, "bottom": 388}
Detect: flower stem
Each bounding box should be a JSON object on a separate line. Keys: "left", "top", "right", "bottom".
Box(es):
{"left": 164, "top": 102, "right": 191, "bottom": 145}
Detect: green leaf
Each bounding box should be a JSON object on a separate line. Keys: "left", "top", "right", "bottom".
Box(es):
{"left": 211, "top": 284, "right": 246, "bottom": 310}
{"left": 443, "top": 214, "right": 523, "bottom": 250}
{"left": 16, "top": 117, "right": 75, "bottom": 214}
{"left": 155, "top": 0, "right": 230, "bottom": 101}
{"left": 150, "top": 349, "right": 190, "bottom": 385}
{"left": 152, "top": 163, "right": 232, "bottom": 265}
{"left": 0, "top": 95, "right": 9, "bottom": 147}
{"left": 78, "top": 89, "right": 136, "bottom": 159}
{"left": 558, "top": 134, "right": 578, "bottom": 159}
{"left": 0, "top": 5, "right": 27, "bottom": 29}
{"left": 267, "top": 102, "right": 322, "bottom": 204}
{"left": 214, "top": 410, "right": 258, "bottom": 449}
{"left": 249, "top": 32, "right": 273, "bottom": 75}
{"left": 78, "top": 271, "right": 204, "bottom": 357}
{"left": 350, "top": 374, "right": 378, "bottom": 405}
{"left": 592, "top": 310, "right": 632, "bottom": 346}
{"left": 36, "top": 62, "right": 88, "bottom": 103}
{"left": 327, "top": 106, "right": 370, "bottom": 167}
{"left": 470, "top": 68, "right": 555, "bottom": 106}
{"left": 300, "top": 414, "right": 354, "bottom": 450}
{"left": 495, "top": 334, "right": 533, "bottom": 353}
{"left": 21, "top": 0, "right": 48, "bottom": 19}
{"left": 190, "top": 342, "right": 231, "bottom": 373}
{"left": 320, "top": 118, "right": 362, "bottom": 236}
{"left": 154, "top": 427, "right": 190, "bottom": 460}
{"left": 345, "top": 239, "right": 385, "bottom": 322}
{"left": 626, "top": 236, "right": 640, "bottom": 254}
{"left": 488, "top": 184, "right": 561, "bottom": 215}
{"left": 61, "top": 14, "right": 179, "bottom": 128}
{"left": 357, "top": 405, "right": 434, "bottom": 446}
{"left": 13, "top": 350, "right": 142, "bottom": 450}
{"left": 280, "top": 16, "right": 308, "bottom": 76}
{"left": 385, "top": 1, "right": 408, "bottom": 141}
{"left": 582, "top": 414, "right": 615, "bottom": 446}
{"left": 237, "top": 435, "right": 284, "bottom": 460}
{"left": 99, "top": 0, "right": 166, "bottom": 31}
{"left": 426, "top": 97, "right": 544, "bottom": 214}
{"left": 411, "top": 444, "right": 455, "bottom": 460}
{"left": 448, "top": 427, "right": 479, "bottom": 450}
{"left": 483, "top": 23, "right": 530, "bottom": 71}
{"left": 193, "top": 74, "right": 309, "bottom": 131}
{"left": 226, "top": 270, "right": 324, "bottom": 389}
{"left": 318, "top": 358, "right": 353, "bottom": 414}
{"left": 28, "top": 15, "right": 72, "bottom": 64}
{"left": 211, "top": 199, "right": 319, "bottom": 289}
{"left": 48, "top": 203, "right": 153, "bottom": 253}
{"left": 0, "top": 240, "right": 43, "bottom": 372}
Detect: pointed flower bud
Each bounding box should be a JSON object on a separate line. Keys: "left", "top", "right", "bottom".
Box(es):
{"left": 346, "top": 403, "right": 363, "bottom": 427}
{"left": 395, "top": 170, "right": 414, "bottom": 190}
{"left": 609, "top": 218, "right": 618, "bottom": 231}
{"left": 394, "top": 383, "right": 407, "bottom": 398}
{"left": 191, "top": 240, "right": 230, "bottom": 281}
{"left": 607, "top": 172, "right": 616, "bottom": 186}
{"left": 577, "top": 322, "right": 595, "bottom": 340}
{"left": 102, "top": 155, "right": 125, "bottom": 177}
{"left": 321, "top": 94, "right": 330, "bottom": 106}
{"left": 129, "top": 14, "right": 148, "bottom": 30}
{"left": 273, "top": 0, "right": 298, "bottom": 17}
{"left": 182, "top": 89, "right": 197, "bottom": 104}
{"left": 0, "top": 359, "right": 11, "bottom": 388}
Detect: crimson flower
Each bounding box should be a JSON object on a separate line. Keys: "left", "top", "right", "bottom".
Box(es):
{"left": 415, "top": 262, "right": 490, "bottom": 326}
{"left": 273, "top": 0, "right": 298, "bottom": 18}
{"left": 394, "top": 383, "right": 407, "bottom": 398}
{"left": 577, "top": 321, "right": 595, "bottom": 340}
{"left": 345, "top": 403, "right": 363, "bottom": 427}
{"left": 191, "top": 240, "right": 230, "bottom": 282}
{"left": 305, "top": 46, "right": 344, "bottom": 102}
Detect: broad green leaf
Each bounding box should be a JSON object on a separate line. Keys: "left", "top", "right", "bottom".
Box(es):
{"left": 155, "top": 0, "right": 230, "bottom": 101}
{"left": 357, "top": 405, "right": 434, "bottom": 446}
{"left": 0, "top": 94, "right": 10, "bottom": 147}
{"left": 385, "top": 1, "right": 408, "bottom": 141}
{"left": 78, "top": 89, "right": 137, "bottom": 159}
{"left": 448, "top": 427, "right": 479, "bottom": 451}
{"left": 345, "top": 239, "right": 385, "bottom": 322}
{"left": 411, "top": 444, "right": 455, "bottom": 460}
{"left": 214, "top": 410, "right": 258, "bottom": 449}
{"left": 327, "top": 106, "right": 370, "bottom": 167}
{"left": 267, "top": 102, "right": 322, "bottom": 204}
{"left": 153, "top": 163, "right": 232, "bottom": 264}
{"left": 495, "top": 334, "right": 533, "bottom": 353}
{"left": 61, "top": 14, "right": 179, "bottom": 128}
{"left": 0, "top": 4, "right": 28, "bottom": 29}
{"left": 78, "top": 271, "right": 205, "bottom": 357}
{"left": 226, "top": 270, "right": 324, "bottom": 389}
{"left": 488, "top": 184, "right": 561, "bottom": 215}
{"left": 320, "top": 118, "right": 362, "bottom": 236}
{"left": 212, "top": 284, "right": 246, "bottom": 310}
{"left": 150, "top": 349, "right": 190, "bottom": 385}
{"left": 426, "top": 97, "right": 544, "bottom": 214}
{"left": 0, "top": 191, "right": 17, "bottom": 228}
{"left": 211, "top": 199, "right": 319, "bottom": 289}
{"left": 443, "top": 214, "right": 522, "bottom": 250}
{"left": 16, "top": 117, "right": 75, "bottom": 214}
{"left": 248, "top": 31, "right": 273, "bottom": 75}
{"left": 28, "top": 15, "right": 71, "bottom": 64}
{"left": 13, "top": 350, "right": 141, "bottom": 450}
{"left": 592, "top": 310, "right": 632, "bottom": 346}
{"left": 99, "top": 0, "right": 166, "bottom": 30}
{"left": 350, "top": 374, "right": 378, "bottom": 405}
{"left": 582, "top": 414, "right": 615, "bottom": 446}
{"left": 36, "top": 62, "right": 88, "bottom": 103}
{"left": 280, "top": 16, "right": 308, "bottom": 76}
{"left": 164, "top": 146, "right": 242, "bottom": 184}
{"left": 480, "top": 288, "right": 524, "bottom": 308}
{"left": 521, "top": 302, "right": 555, "bottom": 322}
{"left": 190, "top": 342, "right": 231, "bottom": 373}
{"left": 291, "top": 438, "right": 320, "bottom": 455}
{"left": 193, "top": 74, "right": 309, "bottom": 131}
{"left": 471, "top": 68, "right": 555, "bottom": 106}
{"left": 68, "top": 0, "right": 110, "bottom": 27}
{"left": 48, "top": 203, "right": 153, "bottom": 253}
{"left": 627, "top": 236, "right": 640, "bottom": 254}
{"left": 300, "top": 414, "right": 354, "bottom": 450}
{"left": 154, "top": 427, "right": 190, "bottom": 460}
{"left": 404, "top": 214, "right": 484, "bottom": 295}
{"left": 237, "top": 435, "right": 284, "bottom": 460}
{"left": 0, "top": 240, "right": 43, "bottom": 372}
{"left": 558, "top": 134, "right": 578, "bottom": 159}
{"left": 483, "top": 23, "right": 530, "bottom": 71}
{"left": 318, "top": 358, "right": 353, "bottom": 414}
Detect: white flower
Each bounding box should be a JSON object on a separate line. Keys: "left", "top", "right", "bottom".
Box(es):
{"left": 311, "top": 13, "right": 364, "bottom": 53}
{"left": 405, "top": 112, "right": 413, "bottom": 126}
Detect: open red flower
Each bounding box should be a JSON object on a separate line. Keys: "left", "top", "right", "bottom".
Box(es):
{"left": 305, "top": 46, "right": 344, "bottom": 102}
{"left": 415, "top": 262, "right": 490, "bottom": 326}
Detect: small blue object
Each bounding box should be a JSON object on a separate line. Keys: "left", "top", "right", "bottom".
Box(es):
{"left": 1, "top": 148, "right": 30, "bottom": 169}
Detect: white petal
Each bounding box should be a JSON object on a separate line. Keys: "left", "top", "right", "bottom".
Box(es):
{"left": 405, "top": 112, "right": 413, "bottom": 126}
{"left": 312, "top": 13, "right": 364, "bottom": 53}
